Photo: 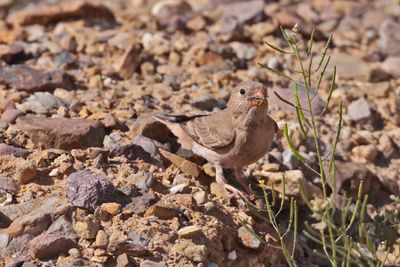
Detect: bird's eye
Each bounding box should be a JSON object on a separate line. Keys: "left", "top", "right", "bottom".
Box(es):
{"left": 240, "top": 89, "right": 246, "bottom": 95}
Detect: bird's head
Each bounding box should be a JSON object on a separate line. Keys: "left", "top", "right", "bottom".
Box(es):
{"left": 227, "top": 81, "right": 269, "bottom": 117}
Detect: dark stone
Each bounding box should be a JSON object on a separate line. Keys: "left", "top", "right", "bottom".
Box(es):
{"left": 110, "top": 135, "right": 167, "bottom": 168}
{"left": 29, "top": 232, "right": 77, "bottom": 260}
{"left": 0, "top": 143, "right": 30, "bottom": 157}
{"left": 0, "top": 65, "right": 74, "bottom": 92}
{"left": 66, "top": 171, "right": 115, "bottom": 212}
{"left": 124, "top": 190, "right": 159, "bottom": 216}
{"left": 7, "top": 0, "right": 116, "bottom": 27}
{"left": 15, "top": 115, "right": 105, "bottom": 150}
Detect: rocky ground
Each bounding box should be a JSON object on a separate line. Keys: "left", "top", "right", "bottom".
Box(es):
{"left": 0, "top": 0, "right": 399, "bottom": 266}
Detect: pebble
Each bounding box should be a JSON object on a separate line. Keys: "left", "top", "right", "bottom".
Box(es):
{"left": 177, "top": 225, "right": 202, "bottom": 238}
{"left": 73, "top": 215, "right": 100, "bottom": 239}
{"left": 238, "top": 225, "right": 260, "bottom": 249}
{"left": 100, "top": 202, "right": 121, "bottom": 216}
{"left": 16, "top": 92, "right": 67, "bottom": 114}
{"left": 14, "top": 160, "right": 37, "bottom": 184}
{"left": 348, "top": 97, "right": 372, "bottom": 122}
{"left": 171, "top": 240, "right": 207, "bottom": 262}
{"left": 1, "top": 108, "right": 23, "bottom": 123}
{"left": 95, "top": 230, "right": 108, "bottom": 248}
{"left": 352, "top": 144, "right": 378, "bottom": 162}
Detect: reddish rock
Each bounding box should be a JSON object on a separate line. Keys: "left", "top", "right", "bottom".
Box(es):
{"left": 29, "top": 232, "right": 77, "bottom": 260}
{"left": 15, "top": 115, "right": 105, "bottom": 150}
{"left": 117, "top": 44, "right": 143, "bottom": 80}
{"left": 124, "top": 190, "right": 160, "bottom": 216}
{"left": 0, "top": 143, "right": 30, "bottom": 157}
{"left": 66, "top": 171, "right": 115, "bottom": 212}
{"left": 0, "top": 65, "right": 74, "bottom": 93}
{"left": 7, "top": 0, "right": 116, "bottom": 26}
{"left": 1, "top": 108, "right": 23, "bottom": 123}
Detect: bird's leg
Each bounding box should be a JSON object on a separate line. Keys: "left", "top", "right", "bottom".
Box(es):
{"left": 234, "top": 167, "right": 252, "bottom": 195}
{"left": 215, "top": 164, "right": 248, "bottom": 199}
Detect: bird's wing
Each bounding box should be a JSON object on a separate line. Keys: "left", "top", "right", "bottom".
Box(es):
{"left": 181, "top": 110, "right": 235, "bottom": 149}
{"left": 267, "top": 115, "right": 278, "bottom": 133}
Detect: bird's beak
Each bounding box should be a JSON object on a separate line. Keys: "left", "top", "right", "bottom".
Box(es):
{"left": 249, "top": 89, "right": 267, "bottom": 106}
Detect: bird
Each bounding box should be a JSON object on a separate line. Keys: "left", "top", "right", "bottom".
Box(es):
{"left": 154, "top": 81, "right": 277, "bottom": 197}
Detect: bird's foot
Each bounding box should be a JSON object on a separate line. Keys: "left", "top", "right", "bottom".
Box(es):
{"left": 215, "top": 165, "right": 254, "bottom": 201}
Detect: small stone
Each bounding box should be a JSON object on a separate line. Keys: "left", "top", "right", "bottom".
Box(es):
{"left": 177, "top": 225, "right": 202, "bottom": 238}
{"left": 144, "top": 205, "right": 178, "bottom": 220}
{"left": 0, "top": 175, "right": 20, "bottom": 195}
{"left": 16, "top": 92, "right": 67, "bottom": 114}
{"left": 125, "top": 190, "right": 159, "bottom": 216}
{"left": 128, "top": 114, "right": 171, "bottom": 143}
{"left": 66, "top": 171, "right": 115, "bottom": 212}
{"left": 193, "top": 189, "right": 207, "bottom": 205}
{"left": 219, "top": 0, "right": 264, "bottom": 24}
{"left": 0, "top": 143, "right": 29, "bottom": 157}
{"left": 186, "top": 16, "right": 206, "bottom": 31}
{"left": 238, "top": 225, "right": 260, "bottom": 249}
{"left": 117, "top": 253, "right": 134, "bottom": 267}
{"left": 170, "top": 183, "right": 188, "bottom": 194}
{"left": 348, "top": 98, "right": 372, "bottom": 122}
{"left": 227, "top": 250, "right": 237, "bottom": 260}
{"left": 160, "top": 149, "right": 201, "bottom": 178}
{"left": 282, "top": 150, "right": 300, "bottom": 170}
{"left": 210, "top": 183, "right": 229, "bottom": 199}
{"left": 100, "top": 202, "right": 121, "bottom": 216}
{"left": 378, "top": 133, "right": 397, "bottom": 159}
{"left": 68, "top": 248, "right": 80, "bottom": 258}
{"left": 330, "top": 54, "right": 371, "bottom": 81}
{"left": 127, "top": 171, "right": 155, "bottom": 191}
{"left": 29, "top": 232, "right": 77, "bottom": 260}
{"left": 171, "top": 240, "right": 207, "bottom": 262}
{"left": 1, "top": 108, "right": 23, "bottom": 123}
{"left": 74, "top": 216, "right": 100, "bottom": 239}
{"left": 379, "top": 19, "right": 400, "bottom": 56}
{"left": 117, "top": 44, "right": 142, "bottom": 80}
{"left": 95, "top": 230, "right": 108, "bottom": 248}
{"left": 381, "top": 56, "right": 400, "bottom": 79}
{"left": 15, "top": 115, "right": 105, "bottom": 150}
{"left": 14, "top": 160, "right": 37, "bottom": 184}
{"left": 140, "top": 260, "right": 167, "bottom": 267}
{"left": 110, "top": 135, "right": 166, "bottom": 168}
{"left": 352, "top": 144, "right": 378, "bottom": 162}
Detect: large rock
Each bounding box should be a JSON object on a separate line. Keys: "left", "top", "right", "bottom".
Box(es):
{"left": 29, "top": 232, "right": 77, "bottom": 260}
{"left": 381, "top": 56, "right": 400, "bottom": 79}
{"left": 218, "top": 0, "right": 264, "bottom": 24}
{"left": 109, "top": 135, "right": 166, "bottom": 168}
{"left": 15, "top": 115, "right": 105, "bottom": 150}
{"left": 7, "top": 0, "right": 116, "bottom": 26}
{"left": 16, "top": 92, "right": 67, "bottom": 114}
{"left": 0, "top": 143, "right": 30, "bottom": 157}
{"left": 66, "top": 171, "right": 115, "bottom": 212}
{"left": 0, "top": 196, "right": 72, "bottom": 258}
{"left": 0, "top": 65, "right": 73, "bottom": 93}
{"left": 379, "top": 19, "right": 400, "bottom": 56}
{"left": 128, "top": 113, "right": 172, "bottom": 143}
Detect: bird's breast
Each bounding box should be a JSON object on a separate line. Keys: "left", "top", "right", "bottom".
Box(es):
{"left": 221, "top": 119, "right": 274, "bottom": 167}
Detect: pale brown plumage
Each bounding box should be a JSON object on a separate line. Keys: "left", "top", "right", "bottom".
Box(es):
{"left": 155, "top": 81, "right": 277, "bottom": 196}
